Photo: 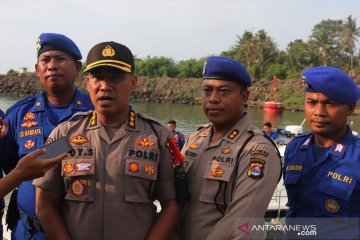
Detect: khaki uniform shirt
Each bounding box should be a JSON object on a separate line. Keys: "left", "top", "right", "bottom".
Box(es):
{"left": 180, "top": 114, "right": 281, "bottom": 240}
{"left": 35, "top": 109, "right": 177, "bottom": 240}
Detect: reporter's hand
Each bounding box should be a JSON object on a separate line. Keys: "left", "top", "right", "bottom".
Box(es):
{"left": 14, "top": 148, "right": 67, "bottom": 180}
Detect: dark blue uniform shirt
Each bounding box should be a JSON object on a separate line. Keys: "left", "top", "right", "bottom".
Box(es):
{"left": 0, "top": 89, "right": 93, "bottom": 218}
{"left": 284, "top": 128, "right": 360, "bottom": 237}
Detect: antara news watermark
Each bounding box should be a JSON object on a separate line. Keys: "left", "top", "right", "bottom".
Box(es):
{"left": 251, "top": 223, "right": 317, "bottom": 236}
{"left": 235, "top": 217, "right": 360, "bottom": 239}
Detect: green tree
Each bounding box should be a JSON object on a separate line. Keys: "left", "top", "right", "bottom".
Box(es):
{"left": 339, "top": 15, "right": 360, "bottom": 74}
{"left": 310, "top": 19, "right": 343, "bottom": 66}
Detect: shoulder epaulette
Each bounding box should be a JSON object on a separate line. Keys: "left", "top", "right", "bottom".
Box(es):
{"left": 5, "top": 96, "right": 35, "bottom": 115}
{"left": 56, "top": 110, "right": 93, "bottom": 128}
{"left": 197, "top": 123, "right": 212, "bottom": 131}
{"left": 137, "top": 112, "right": 163, "bottom": 127}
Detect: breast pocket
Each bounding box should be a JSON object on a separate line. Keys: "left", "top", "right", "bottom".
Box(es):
{"left": 283, "top": 166, "right": 302, "bottom": 208}
{"left": 199, "top": 162, "right": 235, "bottom": 206}
{"left": 316, "top": 170, "right": 356, "bottom": 217}
{"left": 62, "top": 158, "right": 96, "bottom": 202}
{"left": 124, "top": 158, "right": 158, "bottom": 203}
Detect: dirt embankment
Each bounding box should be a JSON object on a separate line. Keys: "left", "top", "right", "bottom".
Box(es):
{"left": 1, "top": 74, "right": 359, "bottom": 114}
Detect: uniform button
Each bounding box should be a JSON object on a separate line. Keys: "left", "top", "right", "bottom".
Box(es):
{"left": 25, "top": 231, "right": 32, "bottom": 239}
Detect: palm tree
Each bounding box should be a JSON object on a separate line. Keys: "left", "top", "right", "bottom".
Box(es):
{"left": 340, "top": 15, "right": 360, "bottom": 74}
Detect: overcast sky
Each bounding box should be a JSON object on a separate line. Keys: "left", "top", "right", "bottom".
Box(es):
{"left": 0, "top": 0, "right": 359, "bottom": 74}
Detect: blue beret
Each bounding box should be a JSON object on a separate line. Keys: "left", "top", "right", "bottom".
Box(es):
{"left": 36, "top": 33, "right": 82, "bottom": 60}
{"left": 302, "top": 66, "right": 360, "bottom": 104}
{"left": 203, "top": 56, "right": 251, "bottom": 87}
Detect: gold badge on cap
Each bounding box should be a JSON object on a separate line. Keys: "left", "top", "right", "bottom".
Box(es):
{"left": 102, "top": 45, "right": 115, "bottom": 57}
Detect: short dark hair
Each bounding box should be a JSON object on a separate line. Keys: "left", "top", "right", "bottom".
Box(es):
{"left": 264, "top": 122, "right": 272, "bottom": 128}
{"left": 168, "top": 120, "right": 176, "bottom": 125}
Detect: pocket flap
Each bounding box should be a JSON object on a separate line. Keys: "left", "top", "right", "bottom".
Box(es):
{"left": 203, "top": 161, "right": 235, "bottom": 182}
{"left": 318, "top": 170, "right": 356, "bottom": 201}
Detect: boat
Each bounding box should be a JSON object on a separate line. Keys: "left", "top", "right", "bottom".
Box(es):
{"left": 263, "top": 75, "right": 284, "bottom": 113}
{"left": 263, "top": 101, "right": 284, "bottom": 113}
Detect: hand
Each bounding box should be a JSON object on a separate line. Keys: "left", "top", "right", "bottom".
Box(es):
{"left": 14, "top": 148, "right": 67, "bottom": 181}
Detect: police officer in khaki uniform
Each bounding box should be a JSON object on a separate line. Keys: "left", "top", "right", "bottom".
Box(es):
{"left": 35, "top": 41, "right": 183, "bottom": 240}
{"left": 180, "top": 56, "right": 281, "bottom": 240}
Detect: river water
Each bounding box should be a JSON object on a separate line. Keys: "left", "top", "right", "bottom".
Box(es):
{"left": 1, "top": 95, "right": 360, "bottom": 136}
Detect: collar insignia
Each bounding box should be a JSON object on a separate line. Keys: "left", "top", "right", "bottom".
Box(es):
{"left": 128, "top": 110, "right": 136, "bottom": 128}
{"left": 90, "top": 111, "right": 97, "bottom": 127}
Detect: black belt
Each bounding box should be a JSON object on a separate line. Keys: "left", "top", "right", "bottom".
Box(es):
{"left": 19, "top": 211, "right": 43, "bottom": 232}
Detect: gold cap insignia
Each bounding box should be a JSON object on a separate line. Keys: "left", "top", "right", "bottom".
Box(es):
{"left": 102, "top": 45, "right": 116, "bottom": 57}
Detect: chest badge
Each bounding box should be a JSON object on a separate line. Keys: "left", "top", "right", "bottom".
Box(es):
{"left": 129, "top": 162, "right": 139, "bottom": 173}
{"left": 24, "top": 140, "right": 35, "bottom": 149}
{"left": 325, "top": 199, "right": 340, "bottom": 213}
{"left": 21, "top": 112, "right": 38, "bottom": 128}
{"left": 210, "top": 166, "right": 225, "bottom": 177}
{"left": 135, "top": 137, "right": 156, "bottom": 148}
{"left": 221, "top": 147, "right": 232, "bottom": 154}
{"left": 75, "top": 162, "right": 93, "bottom": 172}
{"left": 189, "top": 143, "right": 199, "bottom": 149}
{"left": 63, "top": 161, "right": 74, "bottom": 174}
{"left": 70, "top": 134, "right": 89, "bottom": 145}
{"left": 144, "top": 163, "right": 155, "bottom": 175}
{"left": 71, "top": 180, "right": 86, "bottom": 197}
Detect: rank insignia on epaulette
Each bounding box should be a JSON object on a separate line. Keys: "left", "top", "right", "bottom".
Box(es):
{"left": 189, "top": 143, "right": 199, "bottom": 149}
{"left": 228, "top": 129, "right": 239, "bottom": 140}
{"left": 76, "top": 100, "right": 82, "bottom": 106}
{"left": 35, "top": 102, "right": 41, "bottom": 107}
{"left": 24, "top": 140, "right": 35, "bottom": 149}
{"left": 135, "top": 137, "right": 156, "bottom": 148}
{"left": 0, "top": 118, "right": 8, "bottom": 138}
{"left": 144, "top": 163, "right": 155, "bottom": 175}
{"left": 129, "top": 162, "right": 139, "bottom": 173}
{"left": 325, "top": 199, "right": 340, "bottom": 213}
{"left": 210, "top": 166, "right": 225, "bottom": 177}
{"left": 63, "top": 161, "right": 74, "bottom": 174}
{"left": 70, "top": 134, "right": 89, "bottom": 145}
{"left": 247, "top": 159, "right": 265, "bottom": 179}
{"left": 71, "top": 180, "right": 86, "bottom": 197}
{"left": 128, "top": 110, "right": 136, "bottom": 128}
{"left": 221, "top": 147, "right": 232, "bottom": 154}
{"left": 90, "top": 111, "right": 97, "bottom": 127}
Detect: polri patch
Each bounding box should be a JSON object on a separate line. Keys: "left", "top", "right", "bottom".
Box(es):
{"left": 0, "top": 118, "right": 8, "bottom": 138}
{"left": 247, "top": 159, "right": 265, "bottom": 179}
